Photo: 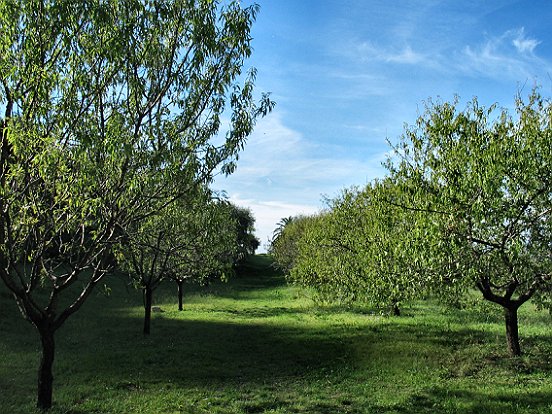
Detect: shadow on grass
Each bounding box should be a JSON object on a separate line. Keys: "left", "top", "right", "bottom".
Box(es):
{"left": 381, "top": 387, "right": 552, "bottom": 414}
{"left": 66, "top": 314, "right": 351, "bottom": 387}
{"left": 2, "top": 266, "right": 552, "bottom": 414}
{"left": 0, "top": 301, "right": 355, "bottom": 412}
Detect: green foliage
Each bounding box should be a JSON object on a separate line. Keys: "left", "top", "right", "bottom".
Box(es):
{"left": 230, "top": 205, "right": 260, "bottom": 263}
{"left": 269, "top": 215, "right": 315, "bottom": 275}
{"left": 0, "top": 0, "right": 273, "bottom": 407}
{"left": 116, "top": 187, "right": 242, "bottom": 331}
{"left": 289, "top": 182, "right": 428, "bottom": 312}
{"left": 387, "top": 91, "right": 552, "bottom": 308}
{"left": 117, "top": 188, "right": 239, "bottom": 290}
{"left": 0, "top": 0, "right": 271, "bottom": 322}
{"left": 285, "top": 90, "right": 551, "bottom": 354}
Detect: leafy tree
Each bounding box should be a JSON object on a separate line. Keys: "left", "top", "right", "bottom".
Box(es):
{"left": 269, "top": 215, "right": 313, "bottom": 275}
{"left": 0, "top": 0, "right": 272, "bottom": 408}
{"left": 387, "top": 91, "right": 552, "bottom": 356}
{"left": 118, "top": 189, "right": 237, "bottom": 331}
{"left": 290, "top": 182, "right": 425, "bottom": 314}
{"left": 231, "top": 205, "right": 260, "bottom": 263}
{"left": 160, "top": 195, "right": 239, "bottom": 312}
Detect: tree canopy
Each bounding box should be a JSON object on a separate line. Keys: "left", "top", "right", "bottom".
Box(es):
{"left": 0, "top": 0, "right": 272, "bottom": 408}
{"left": 117, "top": 188, "right": 241, "bottom": 332}
{"left": 387, "top": 92, "right": 552, "bottom": 355}
{"left": 283, "top": 91, "right": 552, "bottom": 357}
{"left": 289, "top": 181, "right": 427, "bottom": 314}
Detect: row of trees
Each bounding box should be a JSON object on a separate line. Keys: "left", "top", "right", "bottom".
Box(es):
{"left": 0, "top": 0, "right": 272, "bottom": 409}
{"left": 118, "top": 190, "right": 259, "bottom": 335}
{"left": 270, "top": 91, "right": 552, "bottom": 358}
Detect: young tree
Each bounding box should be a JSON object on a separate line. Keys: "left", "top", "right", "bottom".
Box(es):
{"left": 0, "top": 0, "right": 272, "bottom": 408}
{"left": 167, "top": 198, "right": 239, "bottom": 311}
{"left": 269, "top": 215, "right": 313, "bottom": 275}
{"left": 118, "top": 189, "right": 237, "bottom": 331}
{"left": 387, "top": 91, "right": 552, "bottom": 356}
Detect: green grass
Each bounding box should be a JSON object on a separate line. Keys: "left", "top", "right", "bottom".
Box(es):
{"left": 1, "top": 254, "right": 552, "bottom": 413}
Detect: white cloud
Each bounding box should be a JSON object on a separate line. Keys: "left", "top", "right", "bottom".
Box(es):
{"left": 460, "top": 28, "right": 547, "bottom": 80}
{"left": 512, "top": 28, "right": 540, "bottom": 54}
{"left": 339, "top": 26, "right": 549, "bottom": 87}
{"left": 214, "top": 111, "right": 388, "bottom": 252}
{"left": 356, "top": 41, "right": 427, "bottom": 65}
{"left": 227, "top": 195, "right": 320, "bottom": 252}
{"left": 222, "top": 111, "right": 386, "bottom": 192}
{"left": 385, "top": 45, "right": 425, "bottom": 64}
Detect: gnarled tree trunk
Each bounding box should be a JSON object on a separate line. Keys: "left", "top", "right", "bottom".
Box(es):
{"left": 477, "top": 278, "right": 529, "bottom": 357}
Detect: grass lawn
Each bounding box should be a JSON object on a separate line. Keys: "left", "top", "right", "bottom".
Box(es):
{"left": 1, "top": 254, "right": 551, "bottom": 413}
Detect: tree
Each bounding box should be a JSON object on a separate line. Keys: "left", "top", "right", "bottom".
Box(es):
{"left": 289, "top": 182, "right": 426, "bottom": 314}
{"left": 0, "top": 0, "right": 273, "bottom": 408}
{"left": 272, "top": 216, "right": 294, "bottom": 241}
{"left": 167, "top": 198, "right": 239, "bottom": 311}
{"left": 231, "top": 205, "right": 260, "bottom": 263}
{"left": 269, "top": 215, "right": 313, "bottom": 275}
{"left": 118, "top": 188, "right": 237, "bottom": 331}
{"left": 387, "top": 91, "right": 552, "bottom": 356}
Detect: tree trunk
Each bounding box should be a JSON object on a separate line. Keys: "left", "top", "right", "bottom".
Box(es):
{"left": 143, "top": 286, "right": 152, "bottom": 335}
{"left": 37, "top": 327, "right": 55, "bottom": 410}
{"left": 505, "top": 305, "right": 521, "bottom": 357}
{"left": 177, "top": 280, "right": 184, "bottom": 311}
{"left": 392, "top": 303, "right": 401, "bottom": 316}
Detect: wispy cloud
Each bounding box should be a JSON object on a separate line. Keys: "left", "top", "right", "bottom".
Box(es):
{"left": 336, "top": 25, "right": 549, "bottom": 88}
{"left": 214, "top": 111, "right": 388, "bottom": 250}
{"left": 512, "top": 28, "right": 540, "bottom": 54}
{"left": 222, "top": 111, "right": 386, "bottom": 192}
{"left": 460, "top": 28, "right": 547, "bottom": 80}
{"left": 226, "top": 195, "right": 320, "bottom": 250}
{"left": 356, "top": 41, "right": 428, "bottom": 65}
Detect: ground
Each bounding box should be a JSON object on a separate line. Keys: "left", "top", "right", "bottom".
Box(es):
{"left": 1, "top": 255, "right": 551, "bottom": 413}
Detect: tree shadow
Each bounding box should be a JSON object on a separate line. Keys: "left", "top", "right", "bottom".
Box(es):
{"left": 376, "top": 387, "right": 552, "bottom": 414}
{"left": 2, "top": 276, "right": 552, "bottom": 414}
{"left": 65, "top": 314, "right": 352, "bottom": 387}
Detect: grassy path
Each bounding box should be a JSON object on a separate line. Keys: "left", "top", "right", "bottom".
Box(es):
{"left": 1, "top": 255, "right": 551, "bottom": 413}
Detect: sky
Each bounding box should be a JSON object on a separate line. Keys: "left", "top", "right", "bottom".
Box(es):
{"left": 213, "top": 0, "right": 552, "bottom": 251}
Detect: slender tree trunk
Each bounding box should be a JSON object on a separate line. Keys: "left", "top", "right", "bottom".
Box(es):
{"left": 177, "top": 280, "right": 184, "bottom": 311}
{"left": 143, "top": 286, "right": 152, "bottom": 335}
{"left": 37, "top": 327, "right": 55, "bottom": 410}
{"left": 504, "top": 305, "right": 521, "bottom": 357}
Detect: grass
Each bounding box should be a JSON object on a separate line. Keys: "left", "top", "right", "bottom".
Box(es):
{"left": 1, "top": 254, "right": 552, "bottom": 413}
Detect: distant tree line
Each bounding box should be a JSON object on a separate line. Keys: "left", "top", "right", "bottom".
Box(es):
{"left": 270, "top": 91, "right": 552, "bottom": 358}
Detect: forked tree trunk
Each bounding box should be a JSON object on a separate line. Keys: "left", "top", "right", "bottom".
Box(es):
{"left": 37, "top": 327, "right": 55, "bottom": 410}
{"left": 476, "top": 279, "right": 530, "bottom": 358}
{"left": 504, "top": 305, "right": 521, "bottom": 357}
{"left": 143, "top": 286, "right": 153, "bottom": 335}
{"left": 177, "top": 280, "right": 184, "bottom": 311}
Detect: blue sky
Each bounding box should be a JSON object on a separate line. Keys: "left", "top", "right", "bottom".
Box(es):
{"left": 214, "top": 0, "right": 552, "bottom": 251}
